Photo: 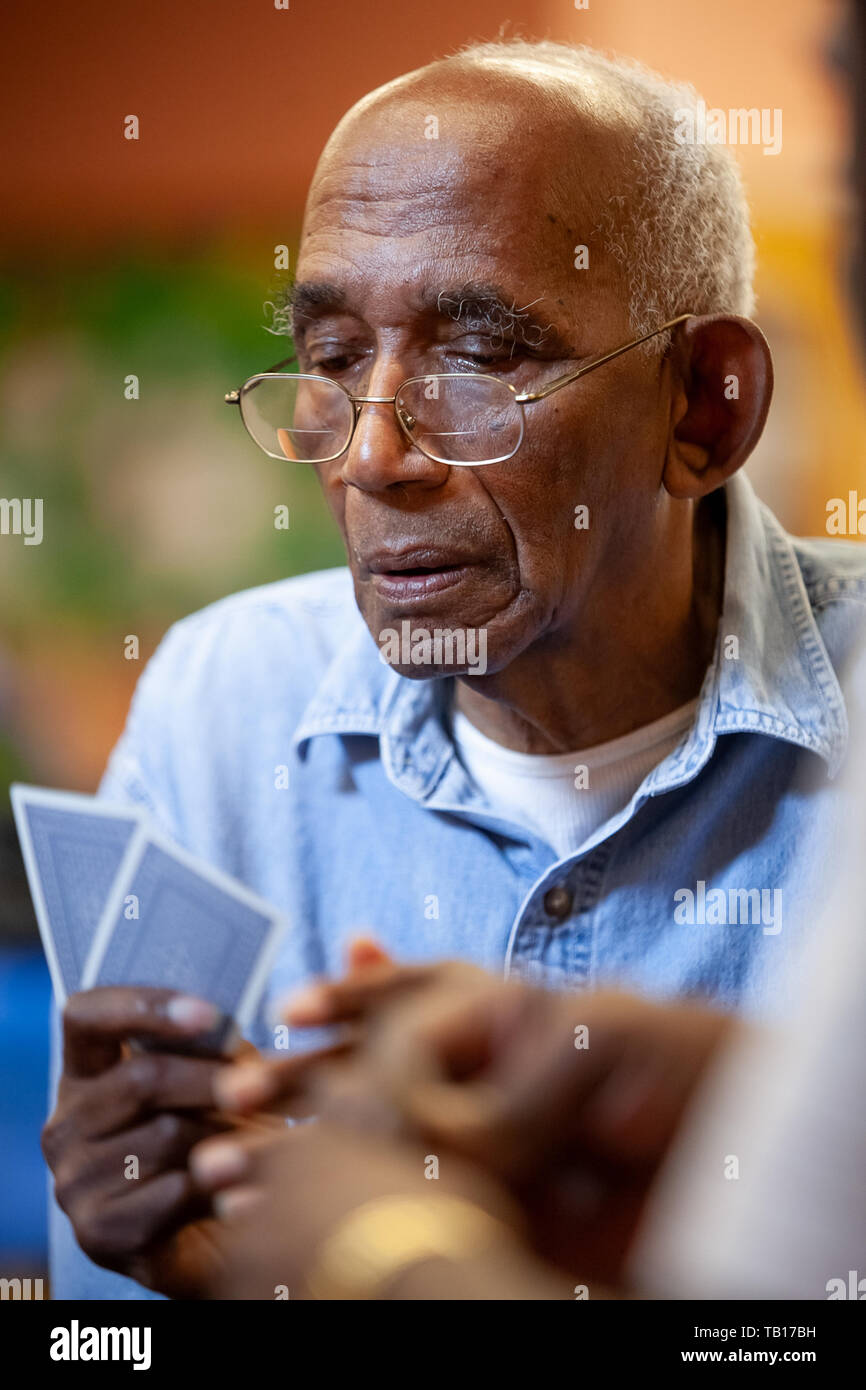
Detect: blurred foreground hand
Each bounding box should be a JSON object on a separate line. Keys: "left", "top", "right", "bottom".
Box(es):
{"left": 202, "top": 1119, "right": 568, "bottom": 1300}
{"left": 209, "top": 955, "right": 735, "bottom": 1285}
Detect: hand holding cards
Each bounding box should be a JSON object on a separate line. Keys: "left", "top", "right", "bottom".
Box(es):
{"left": 11, "top": 784, "right": 287, "bottom": 1053}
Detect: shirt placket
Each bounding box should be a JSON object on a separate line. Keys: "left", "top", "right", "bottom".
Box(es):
{"left": 505, "top": 842, "right": 614, "bottom": 991}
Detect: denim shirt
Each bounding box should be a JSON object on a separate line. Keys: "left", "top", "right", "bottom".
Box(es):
{"left": 50, "top": 471, "right": 866, "bottom": 1298}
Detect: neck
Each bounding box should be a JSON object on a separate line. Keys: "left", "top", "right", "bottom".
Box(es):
{"left": 454, "top": 493, "right": 726, "bottom": 754}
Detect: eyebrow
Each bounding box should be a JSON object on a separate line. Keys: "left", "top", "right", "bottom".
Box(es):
{"left": 268, "top": 279, "right": 568, "bottom": 354}
{"left": 425, "top": 283, "right": 562, "bottom": 353}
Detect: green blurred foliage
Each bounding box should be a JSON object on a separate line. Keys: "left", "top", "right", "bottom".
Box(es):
{"left": 0, "top": 252, "right": 345, "bottom": 639}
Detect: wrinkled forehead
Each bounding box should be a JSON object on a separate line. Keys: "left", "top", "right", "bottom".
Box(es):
{"left": 298, "top": 72, "right": 632, "bottom": 314}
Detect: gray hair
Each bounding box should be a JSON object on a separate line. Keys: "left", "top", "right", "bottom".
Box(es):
{"left": 451, "top": 39, "right": 756, "bottom": 351}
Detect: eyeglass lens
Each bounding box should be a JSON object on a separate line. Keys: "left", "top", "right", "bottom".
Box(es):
{"left": 240, "top": 374, "right": 524, "bottom": 465}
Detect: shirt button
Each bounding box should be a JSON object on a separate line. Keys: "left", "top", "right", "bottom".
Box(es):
{"left": 543, "top": 884, "right": 573, "bottom": 921}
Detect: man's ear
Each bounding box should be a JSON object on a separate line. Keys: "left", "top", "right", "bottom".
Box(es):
{"left": 663, "top": 314, "right": 773, "bottom": 499}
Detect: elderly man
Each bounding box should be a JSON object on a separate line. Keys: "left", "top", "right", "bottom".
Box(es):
{"left": 45, "top": 38, "right": 866, "bottom": 1299}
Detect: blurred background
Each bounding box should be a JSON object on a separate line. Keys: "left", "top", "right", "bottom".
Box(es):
{"left": 0, "top": 0, "right": 862, "bottom": 1284}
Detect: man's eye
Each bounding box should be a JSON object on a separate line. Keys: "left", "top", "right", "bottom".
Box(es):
{"left": 449, "top": 341, "right": 521, "bottom": 368}
{"left": 309, "top": 352, "right": 362, "bottom": 374}
{"left": 301, "top": 335, "right": 367, "bottom": 372}
{"left": 464, "top": 351, "right": 504, "bottom": 366}
{"left": 314, "top": 356, "right": 351, "bottom": 372}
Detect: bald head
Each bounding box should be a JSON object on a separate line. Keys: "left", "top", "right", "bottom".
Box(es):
{"left": 291, "top": 40, "right": 754, "bottom": 348}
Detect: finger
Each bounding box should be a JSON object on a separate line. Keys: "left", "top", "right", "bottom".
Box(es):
{"left": 307, "top": 1053, "right": 414, "bottom": 1138}
{"left": 345, "top": 936, "right": 394, "bottom": 972}
{"left": 55, "top": 1112, "right": 229, "bottom": 1207}
{"left": 82, "top": 1169, "right": 203, "bottom": 1268}
{"left": 286, "top": 975, "right": 527, "bottom": 1151}
{"left": 389, "top": 993, "right": 723, "bottom": 1177}
{"left": 361, "top": 984, "right": 560, "bottom": 1169}
{"left": 116, "top": 1112, "right": 233, "bottom": 1185}
{"left": 423, "top": 992, "right": 626, "bottom": 1173}
{"left": 284, "top": 962, "right": 432, "bottom": 1027}
{"left": 214, "top": 1041, "right": 355, "bottom": 1115}
{"left": 66, "top": 1051, "right": 236, "bottom": 1140}
{"left": 63, "top": 988, "right": 222, "bottom": 1079}
{"left": 189, "top": 1127, "right": 280, "bottom": 1193}
{"left": 470, "top": 993, "right": 716, "bottom": 1167}
{"left": 213, "top": 1185, "right": 265, "bottom": 1221}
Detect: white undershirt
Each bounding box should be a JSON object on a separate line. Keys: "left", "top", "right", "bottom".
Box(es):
{"left": 451, "top": 699, "right": 699, "bottom": 858}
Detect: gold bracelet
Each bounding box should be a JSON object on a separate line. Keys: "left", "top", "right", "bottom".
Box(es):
{"left": 304, "top": 1194, "right": 513, "bottom": 1301}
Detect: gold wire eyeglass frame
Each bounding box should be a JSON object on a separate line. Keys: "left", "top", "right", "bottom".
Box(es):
{"left": 224, "top": 312, "right": 693, "bottom": 467}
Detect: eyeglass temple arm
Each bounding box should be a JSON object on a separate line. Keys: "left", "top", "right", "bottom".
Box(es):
{"left": 515, "top": 314, "right": 693, "bottom": 404}
{"left": 225, "top": 354, "right": 298, "bottom": 405}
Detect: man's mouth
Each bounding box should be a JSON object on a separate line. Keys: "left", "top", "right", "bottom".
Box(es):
{"left": 362, "top": 547, "right": 478, "bottom": 602}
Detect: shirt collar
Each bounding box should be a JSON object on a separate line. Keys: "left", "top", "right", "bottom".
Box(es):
{"left": 293, "top": 471, "right": 848, "bottom": 785}
{"left": 712, "top": 470, "right": 846, "bottom": 775}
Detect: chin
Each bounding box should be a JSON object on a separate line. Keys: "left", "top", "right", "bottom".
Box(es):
{"left": 357, "top": 588, "right": 536, "bottom": 683}
{"left": 380, "top": 660, "right": 487, "bottom": 682}
{"left": 368, "top": 620, "right": 488, "bottom": 679}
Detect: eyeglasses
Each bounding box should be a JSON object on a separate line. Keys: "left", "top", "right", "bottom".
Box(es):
{"left": 225, "top": 313, "right": 692, "bottom": 468}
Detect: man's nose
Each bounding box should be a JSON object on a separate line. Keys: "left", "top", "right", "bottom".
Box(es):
{"left": 340, "top": 370, "right": 450, "bottom": 494}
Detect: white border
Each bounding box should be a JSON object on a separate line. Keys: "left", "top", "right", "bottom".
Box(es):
{"left": 10, "top": 783, "right": 147, "bottom": 1004}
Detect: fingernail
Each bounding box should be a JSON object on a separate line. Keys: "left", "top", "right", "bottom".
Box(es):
{"left": 191, "top": 1141, "right": 248, "bottom": 1186}
{"left": 215, "top": 1063, "right": 271, "bottom": 1110}
{"left": 214, "top": 1186, "right": 264, "bottom": 1220}
{"left": 348, "top": 935, "right": 390, "bottom": 966}
{"left": 286, "top": 985, "right": 329, "bottom": 1023}
{"left": 166, "top": 996, "right": 219, "bottom": 1030}
{"left": 348, "top": 931, "right": 383, "bottom": 952}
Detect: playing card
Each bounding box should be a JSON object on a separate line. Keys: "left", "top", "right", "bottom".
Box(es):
{"left": 10, "top": 783, "right": 146, "bottom": 1004}
{"left": 82, "top": 831, "right": 287, "bottom": 1053}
